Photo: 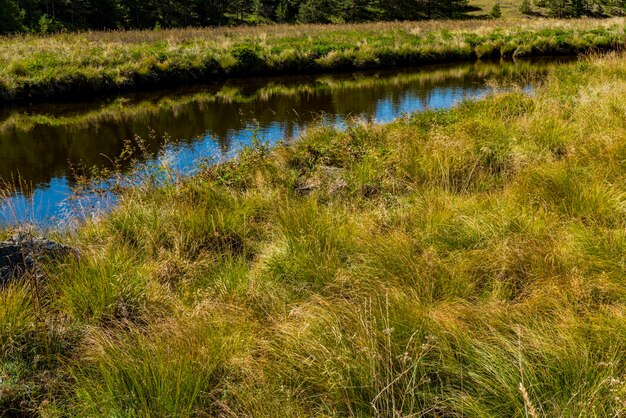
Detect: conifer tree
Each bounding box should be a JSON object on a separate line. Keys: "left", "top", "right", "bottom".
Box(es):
{"left": 0, "top": 0, "right": 23, "bottom": 32}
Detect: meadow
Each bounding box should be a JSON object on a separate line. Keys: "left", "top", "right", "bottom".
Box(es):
{"left": 467, "top": 0, "right": 550, "bottom": 18}
{"left": 2, "top": 49, "right": 626, "bottom": 415}
{"left": 1, "top": 18, "right": 626, "bottom": 103}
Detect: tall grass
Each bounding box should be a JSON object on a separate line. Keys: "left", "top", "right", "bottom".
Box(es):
{"left": 5, "top": 51, "right": 626, "bottom": 415}
{"left": 0, "top": 18, "right": 625, "bottom": 103}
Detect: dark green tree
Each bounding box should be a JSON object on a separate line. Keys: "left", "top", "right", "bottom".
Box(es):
{"left": 228, "top": 0, "right": 253, "bottom": 22}
{"left": 520, "top": 0, "right": 533, "bottom": 14}
{"left": 339, "top": 0, "right": 384, "bottom": 21}
{"left": 490, "top": 0, "right": 502, "bottom": 17}
{"left": 0, "top": 0, "right": 24, "bottom": 32}
{"left": 298, "top": 0, "right": 338, "bottom": 22}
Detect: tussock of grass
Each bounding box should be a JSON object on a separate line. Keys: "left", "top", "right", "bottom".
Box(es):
{"left": 5, "top": 52, "right": 626, "bottom": 415}
{"left": 1, "top": 18, "right": 626, "bottom": 103}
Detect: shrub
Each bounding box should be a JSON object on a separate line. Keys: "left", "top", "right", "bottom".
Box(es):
{"left": 490, "top": 1, "right": 502, "bottom": 18}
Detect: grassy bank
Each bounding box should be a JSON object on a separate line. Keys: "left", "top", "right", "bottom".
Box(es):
{"left": 3, "top": 51, "right": 626, "bottom": 415}
{"left": 1, "top": 18, "right": 625, "bottom": 104}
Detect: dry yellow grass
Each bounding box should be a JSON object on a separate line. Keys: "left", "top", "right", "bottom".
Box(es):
{"left": 0, "top": 18, "right": 624, "bottom": 103}
{"left": 5, "top": 51, "right": 626, "bottom": 416}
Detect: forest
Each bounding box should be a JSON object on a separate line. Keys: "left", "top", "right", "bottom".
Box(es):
{"left": 1, "top": 0, "right": 626, "bottom": 33}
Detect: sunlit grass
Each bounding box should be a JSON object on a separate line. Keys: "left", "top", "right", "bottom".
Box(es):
{"left": 4, "top": 51, "right": 626, "bottom": 415}
{"left": 0, "top": 18, "right": 625, "bottom": 103}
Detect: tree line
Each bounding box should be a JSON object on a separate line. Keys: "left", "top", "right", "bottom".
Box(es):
{"left": 0, "top": 0, "right": 471, "bottom": 33}
{"left": 1, "top": 0, "right": 625, "bottom": 34}
{"left": 517, "top": 0, "right": 626, "bottom": 17}
{"left": 542, "top": 0, "right": 626, "bottom": 17}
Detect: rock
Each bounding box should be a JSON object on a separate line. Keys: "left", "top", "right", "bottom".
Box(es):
{"left": 295, "top": 177, "right": 321, "bottom": 195}
{"left": 360, "top": 183, "right": 380, "bottom": 198}
{"left": 0, "top": 242, "right": 24, "bottom": 284}
{"left": 329, "top": 178, "right": 348, "bottom": 196}
{"left": 0, "top": 233, "right": 78, "bottom": 284}
{"left": 296, "top": 166, "right": 348, "bottom": 196}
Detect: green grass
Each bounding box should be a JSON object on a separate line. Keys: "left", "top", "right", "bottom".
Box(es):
{"left": 0, "top": 18, "right": 625, "bottom": 104}
{"left": 5, "top": 51, "right": 626, "bottom": 416}
{"left": 468, "top": 0, "right": 550, "bottom": 18}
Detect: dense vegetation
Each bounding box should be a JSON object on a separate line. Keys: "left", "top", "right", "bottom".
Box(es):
{"left": 0, "top": 0, "right": 471, "bottom": 33}
{"left": 1, "top": 18, "right": 625, "bottom": 104}
{"left": 2, "top": 0, "right": 626, "bottom": 33}
{"left": 3, "top": 50, "right": 626, "bottom": 416}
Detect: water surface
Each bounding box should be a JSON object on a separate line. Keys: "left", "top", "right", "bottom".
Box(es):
{"left": 0, "top": 58, "right": 568, "bottom": 227}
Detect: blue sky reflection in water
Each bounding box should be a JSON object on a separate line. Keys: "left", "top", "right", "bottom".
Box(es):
{"left": 0, "top": 59, "right": 565, "bottom": 228}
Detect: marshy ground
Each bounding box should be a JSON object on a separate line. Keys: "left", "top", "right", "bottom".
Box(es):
{"left": 3, "top": 46, "right": 626, "bottom": 415}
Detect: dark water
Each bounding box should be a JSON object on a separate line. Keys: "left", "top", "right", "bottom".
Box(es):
{"left": 0, "top": 58, "right": 569, "bottom": 228}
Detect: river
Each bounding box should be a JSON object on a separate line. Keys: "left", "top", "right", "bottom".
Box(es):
{"left": 0, "top": 58, "right": 570, "bottom": 228}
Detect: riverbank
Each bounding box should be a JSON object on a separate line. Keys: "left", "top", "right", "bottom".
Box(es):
{"left": 3, "top": 51, "right": 626, "bottom": 415}
{"left": 1, "top": 18, "right": 625, "bottom": 104}
{"left": 0, "top": 58, "right": 565, "bottom": 227}
{"left": 0, "top": 59, "right": 558, "bottom": 134}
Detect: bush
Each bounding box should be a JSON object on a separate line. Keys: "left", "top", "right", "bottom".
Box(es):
{"left": 230, "top": 43, "right": 264, "bottom": 71}
{"left": 520, "top": 0, "right": 533, "bottom": 14}
{"left": 37, "top": 14, "right": 65, "bottom": 34}
{"left": 490, "top": 1, "right": 502, "bottom": 18}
